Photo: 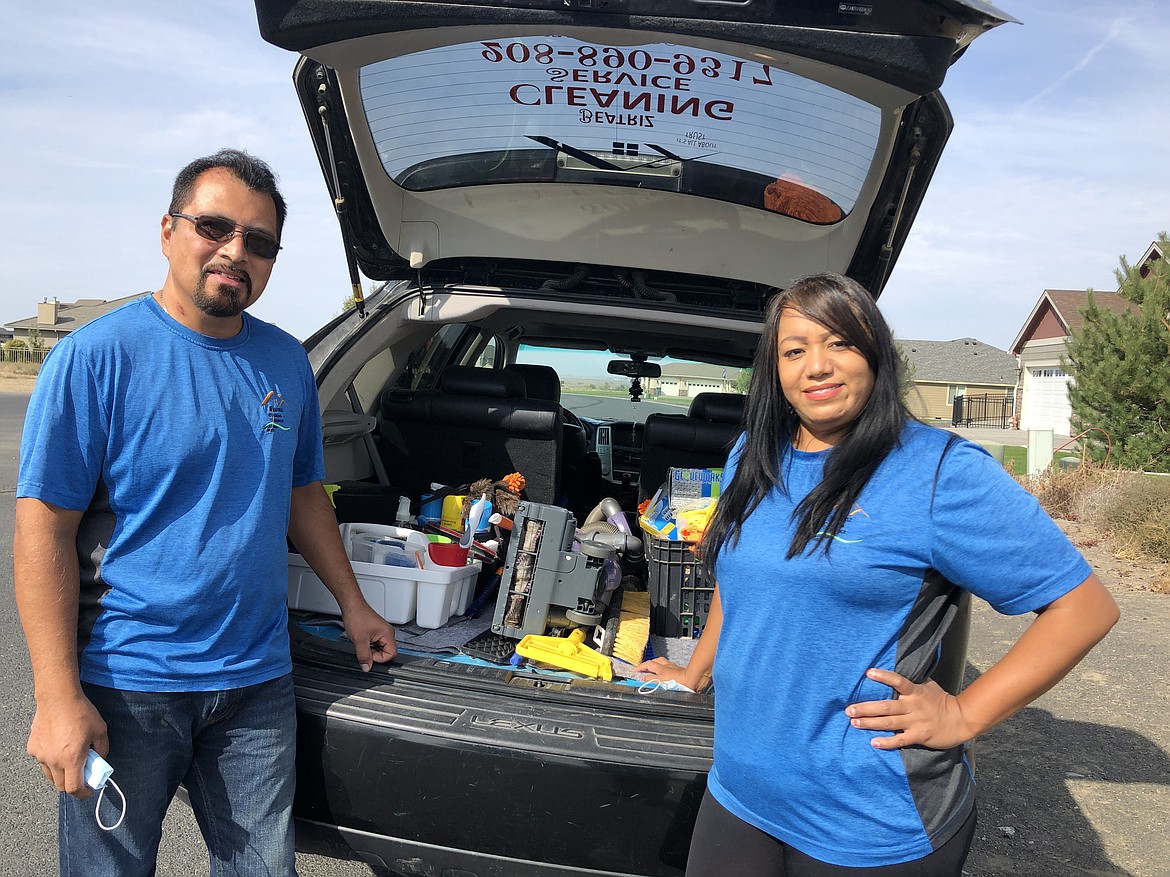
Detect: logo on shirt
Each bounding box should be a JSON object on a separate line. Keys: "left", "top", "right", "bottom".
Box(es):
{"left": 816, "top": 504, "right": 868, "bottom": 545}
{"left": 260, "top": 387, "right": 290, "bottom": 433}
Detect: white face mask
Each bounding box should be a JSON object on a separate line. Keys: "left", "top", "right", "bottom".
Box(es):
{"left": 638, "top": 678, "right": 695, "bottom": 694}
{"left": 84, "top": 749, "right": 126, "bottom": 831}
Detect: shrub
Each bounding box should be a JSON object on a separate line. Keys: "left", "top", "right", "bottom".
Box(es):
{"left": 1098, "top": 474, "right": 1170, "bottom": 563}
{"left": 1023, "top": 464, "right": 1110, "bottom": 522}
{"left": 1025, "top": 465, "right": 1170, "bottom": 565}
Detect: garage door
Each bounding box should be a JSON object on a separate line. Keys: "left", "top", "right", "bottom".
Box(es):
{"left": 1024, "top": 367, "right": 1072, "bottom": 435}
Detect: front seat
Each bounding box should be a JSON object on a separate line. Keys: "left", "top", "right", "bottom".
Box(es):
{"left": 638, "top": 392, "right": 746, "bottom": 502}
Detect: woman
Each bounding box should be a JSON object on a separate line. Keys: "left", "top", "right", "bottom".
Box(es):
{"left": 635, "top": 273, "right": 1118, "bottom": 875}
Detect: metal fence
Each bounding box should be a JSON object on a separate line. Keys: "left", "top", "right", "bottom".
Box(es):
{"left": 951, "top": 393, "right": 1015, "bottom": 429}
{"left": 0, "top": 347, "right": 48, "bottom": 364}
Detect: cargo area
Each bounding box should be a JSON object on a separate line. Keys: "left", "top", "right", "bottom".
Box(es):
{"left": 288, "top": 474, "right": 722, "bottom": 694}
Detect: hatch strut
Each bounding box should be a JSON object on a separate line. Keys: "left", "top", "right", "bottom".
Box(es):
{"left": 875, "top": 124, "right": 925, "bottom": 293}
{"left": 316, "top": 83, "right": 366, "bottom": 319}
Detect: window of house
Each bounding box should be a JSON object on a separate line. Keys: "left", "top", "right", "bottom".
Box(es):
{"left": 947, "top": 385, "right": 966, "bottom": 404}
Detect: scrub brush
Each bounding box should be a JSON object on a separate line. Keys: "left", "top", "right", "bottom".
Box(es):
{"left": 610, "top": 590, "right": 651, "bottom": 665}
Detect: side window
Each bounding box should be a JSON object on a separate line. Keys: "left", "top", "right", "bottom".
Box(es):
{"left": 946, "top": 385, "right": 967, "bottom": 405}
{"left": 408, "top": 323, "right": 470, "bottom": 390}
{"left": 471, "top": 334, "right": 505, "bottom": 369}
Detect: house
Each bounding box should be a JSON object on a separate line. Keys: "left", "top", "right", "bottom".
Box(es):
{"left": 1010, "top": 289, "right": 1130, "bottom": 436}
{"left": 648, "top": 363, "right": 742, "bottom": 399}
{"left": 1010, "top": 239, "right": 1161, "bottom": 437}
{"left": 899, "top": 338, "right": 1018, "bottom": 424}
{"left": 645, "top": 340, "right": 1019, "bottom": 425}
{"left": 1009, "top": 270, "right": 1150, "bottom": 436}
{"left": 4, "top": 293, "right": 151, "bottom": 351}
{"left": 1011, "top": 240, "right": 1163, "bottom": 437}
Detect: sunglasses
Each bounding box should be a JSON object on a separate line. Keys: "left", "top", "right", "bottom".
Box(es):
{"left": 170, "top": 213, "right": 281, "bottom": 260}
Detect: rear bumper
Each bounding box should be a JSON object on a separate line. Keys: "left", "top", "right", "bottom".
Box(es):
{"left": 295, "top": 818, "right": 665, "bottom": 877}
{"left": 291, "top": 654, "right": 712, "bottom": 876}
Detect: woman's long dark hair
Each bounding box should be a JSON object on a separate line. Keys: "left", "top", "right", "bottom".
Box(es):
{"left": 703, "top": 273, "right": 909, "bottom": 569}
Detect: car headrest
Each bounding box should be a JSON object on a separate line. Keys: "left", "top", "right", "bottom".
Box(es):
{"left": 688, "top": 392, "right": 746, "bottom": 424}
{"left": 505, "top": 363, "right": 561, "bottom": 404}
{"left": 439, "top": 366, "right": 526, "bottom": 398}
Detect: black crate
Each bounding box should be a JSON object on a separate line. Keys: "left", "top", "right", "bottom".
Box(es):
{"left": 645, "top": 537, "right": 714, "bottom": 638}
{"left": 330, "top": 481, "right": 406, "bottom": 524}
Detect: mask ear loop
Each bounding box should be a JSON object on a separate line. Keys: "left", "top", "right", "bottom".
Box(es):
{"left": 638, "top": 679, "right": 663, "bottom": 694}
{"left": 95, "top": 779, "right": 126, "bottom": 831}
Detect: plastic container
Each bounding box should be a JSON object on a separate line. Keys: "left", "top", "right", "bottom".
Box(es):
{"left": 419, "top": 493, "right": 444, "bottom": 524}
{"left": 288, "top": 523, "right": 479, "bottom": 628}
{"left": 416, "top": 564, "right": 476, "bottom": 627}
{"left": 438, "top": 494, "right": 493, "bottom": 533}
{"left": 428, "top": 541, "right": 470, "bottom": 567}
{"left": 440, "top": 495, "right": 466, "bottom": 530}
{"left": 351, "top": 534, "right": 416, "bottom": 567}
{"left": 326, "top": 482, "right": 408, "bottom": 525}
{"left": 644, "top": 535, "right": 715, "bottom": 638}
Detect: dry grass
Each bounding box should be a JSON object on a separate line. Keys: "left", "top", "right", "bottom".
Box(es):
{"left": 1152, "top": 569, "right": 1170, "bottom": 595}
{"left": 0, "top": 362, "right": 39, "bottom": 375}
{"left": 1024, "top": 464, "right": 1170, "bottom": 579}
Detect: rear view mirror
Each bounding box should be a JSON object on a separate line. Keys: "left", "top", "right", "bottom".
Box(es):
{"left": 607, "top": 360, "right": 661, "bottom": 378}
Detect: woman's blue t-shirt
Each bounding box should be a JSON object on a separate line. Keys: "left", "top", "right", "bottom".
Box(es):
{"left": 707, "top": 421, "right": 1090, "bottom": 866}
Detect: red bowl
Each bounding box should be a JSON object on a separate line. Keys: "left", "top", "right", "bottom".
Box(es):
{"left": 427, "top": 542, "right": 469, "bottom": 567}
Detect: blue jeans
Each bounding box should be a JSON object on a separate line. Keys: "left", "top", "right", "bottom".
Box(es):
{"left": 60, "top": 675, "right": 298, "bottom": 877}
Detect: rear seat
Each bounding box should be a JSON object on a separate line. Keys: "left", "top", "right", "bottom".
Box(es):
{"left": 378, "top": 366, "right": 562, "bottom": 505}
{"left": 638, "top": 392, "right": 746, "bottom": 501}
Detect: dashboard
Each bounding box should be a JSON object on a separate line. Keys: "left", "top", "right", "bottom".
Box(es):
{"left": 588, "top": 420, "right": 644, "bottom": 483}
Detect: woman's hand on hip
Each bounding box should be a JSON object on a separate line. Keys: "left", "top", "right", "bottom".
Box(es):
{"left": 845, "top": 668, "right": 974, "bottom": 750}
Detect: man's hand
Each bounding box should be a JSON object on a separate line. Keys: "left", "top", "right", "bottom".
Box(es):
{"left": 27, "top": 694, "right": 107, "bottom": 799}
{"left": 845, "top": 668, "right": 972, "bottom": 751}
{"left": 342, "top": 602, "right": 397, "bottom": 672}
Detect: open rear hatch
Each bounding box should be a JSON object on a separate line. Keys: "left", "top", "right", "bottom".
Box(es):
{"left": 256, "top": 0, "right": 1015, "bottom": 307}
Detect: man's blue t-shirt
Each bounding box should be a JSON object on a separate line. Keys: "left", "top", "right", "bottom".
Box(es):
{"left": 18, "top": 296, "right": 324, "bottom": 691}
{"left": 707, "top": 421, "right": 1090, "bottom": 867}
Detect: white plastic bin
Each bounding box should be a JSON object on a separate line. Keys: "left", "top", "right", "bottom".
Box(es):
{"left": 287, "top": 523, "right": 479, "bottom": 628}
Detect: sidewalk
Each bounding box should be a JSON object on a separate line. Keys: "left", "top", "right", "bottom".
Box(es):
{"left": 946, "top": 425, "right": 1073, "bottom": 450}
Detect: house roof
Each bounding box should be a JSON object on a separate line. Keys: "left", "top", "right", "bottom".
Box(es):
{"left": 1010, "top": 237, "right": 1161, "bottom": 353}
{"left": 898, "top": 338, "right": 1017, "bottom": 385}
{"left": 1009, "top": 288, "right": 1134, "bottom": 354}
{"left": 1137, "top": 238, "right": 1164, "bottom": 278}
{"left": 5, "top": 292, "right": 151, "bottom": 333}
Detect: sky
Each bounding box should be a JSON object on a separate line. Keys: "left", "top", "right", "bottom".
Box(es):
{"left": 1, "top": 1, "right": 1166, "bottom": 352}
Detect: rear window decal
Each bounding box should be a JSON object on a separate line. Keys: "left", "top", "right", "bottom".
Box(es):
{"left": 359, "top": 36, "right": 881, "bottom": 222}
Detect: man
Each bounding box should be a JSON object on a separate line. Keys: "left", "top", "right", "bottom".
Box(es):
{"left": 14, "top": 148, "right": 396, "bottom": 876}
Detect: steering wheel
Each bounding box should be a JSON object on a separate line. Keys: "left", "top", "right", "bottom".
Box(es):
{"left": 562, "top": 407, "right": 585, "bottom": 430}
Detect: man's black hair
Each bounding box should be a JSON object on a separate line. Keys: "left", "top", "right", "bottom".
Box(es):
{"left": 168, "top": 148, "right": 287, "bottom": 234}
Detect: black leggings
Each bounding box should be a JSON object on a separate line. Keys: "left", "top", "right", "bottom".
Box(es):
{"left": 685, "top": 789, "right": 976, "bottom": 876}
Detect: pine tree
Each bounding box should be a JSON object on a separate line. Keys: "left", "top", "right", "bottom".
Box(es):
{"left": 734, "top": 367, "right": 752, "bottom": 394}
{"left": 1065, "top": 233, "right": 1170, "bottom": 472}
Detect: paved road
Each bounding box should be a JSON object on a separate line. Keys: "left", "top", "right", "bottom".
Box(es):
{"left": 1, "top": 391, "right": 1163, "bottom": 876}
